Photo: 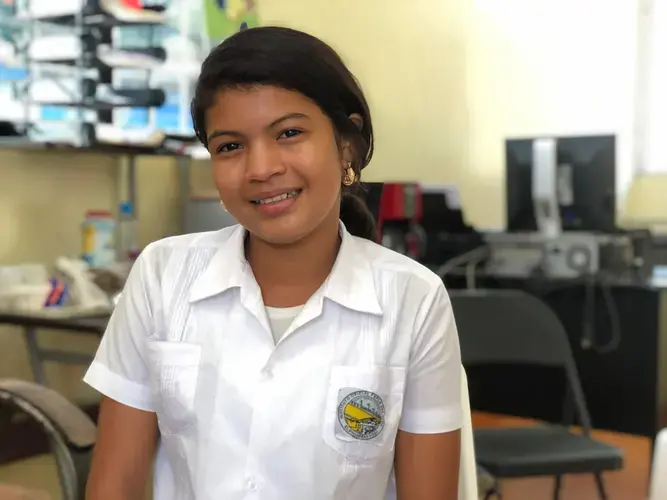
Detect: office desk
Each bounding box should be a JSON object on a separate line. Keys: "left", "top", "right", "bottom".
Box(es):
{"left": 0, "top": 313, "right": 109, "bottom": 385}
{"left": 445, "top": 273, "right": 667, "bottom": 440}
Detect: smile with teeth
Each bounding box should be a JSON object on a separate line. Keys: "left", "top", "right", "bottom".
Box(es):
{"left": 253, "top": 190, "right": 301, "bottom": 205}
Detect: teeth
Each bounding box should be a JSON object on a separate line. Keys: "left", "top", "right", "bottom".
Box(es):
{"left": 257, "top": 190, "right": 299, "bottom": 205}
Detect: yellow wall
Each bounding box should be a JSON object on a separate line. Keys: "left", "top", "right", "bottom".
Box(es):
{"left": 0, "top": 0, "right": 661, "bottom": 400}
{"left": 0, "top": 151, "right": 181, "bottom": 402}
{"left": 258, "top": 0, "right": 640, "bottom": 228}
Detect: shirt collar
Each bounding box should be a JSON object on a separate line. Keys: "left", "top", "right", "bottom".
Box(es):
{"left": 189, "top": 222, "right": 383, "bottom": 316}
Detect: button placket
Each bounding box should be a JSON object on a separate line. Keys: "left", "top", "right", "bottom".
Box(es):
{"left": 245, "top": 358, "right": 278, "bottom": 496}
{"left": 246, "top": 477, "right": 258, "bottom": 491}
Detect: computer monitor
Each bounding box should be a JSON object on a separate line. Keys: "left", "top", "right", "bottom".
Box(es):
{"left": 506, "top": 135, "right": 616, "bottom": 233}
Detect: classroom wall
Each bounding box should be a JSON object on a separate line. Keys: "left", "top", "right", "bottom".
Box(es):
{"left": 0, "top": 0, "right": 654, "bottom": 400}
{"left": 0, "top": 152, "right": 181, "bottom": 402}
{"left": 257, "top": 0, "right": 639, "bottom": 228}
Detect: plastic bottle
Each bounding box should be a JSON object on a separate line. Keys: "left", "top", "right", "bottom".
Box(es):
{"left": 118, "top": 202, "right": 140, "bottom": 261}
{"left": 81, "top": 210, "right": 116, "bottom": 268}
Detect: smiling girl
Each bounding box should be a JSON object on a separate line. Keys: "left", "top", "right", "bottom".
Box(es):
{"left": 84, "top": 26, "right": 462, "bottom": 500}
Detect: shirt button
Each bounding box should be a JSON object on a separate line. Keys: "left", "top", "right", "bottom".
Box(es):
{"left": 246, "top": 478, "right": 258, "bottom": 491}
{"left": 261, "top": 368, "right": 273, "bottom": 380}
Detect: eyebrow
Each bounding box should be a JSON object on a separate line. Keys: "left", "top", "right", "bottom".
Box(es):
{"left": 206, "top": 112, "right": 310, "bottom": 144}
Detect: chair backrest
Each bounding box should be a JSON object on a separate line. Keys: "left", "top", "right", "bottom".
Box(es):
{"left": 0, "top": 379, "right": 96, "bottom": 500}
{"left": 458, "top": 366, "right": 478, "bottom": 500}
{"left": 449, "top": 289, "right": 593, "bottom": 431}
{"left": 450, "top": 289, "right": 573, "bottom": 368}
{"left": 649, "top": 428, "right": 667, "bottom": 500}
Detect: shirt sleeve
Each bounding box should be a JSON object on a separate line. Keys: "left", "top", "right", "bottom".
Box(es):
{"left": 83, "top": 246, "right": 158, "bottom": 412}
{"left": 399, "top": 281, "right": 463, "bottom": 434}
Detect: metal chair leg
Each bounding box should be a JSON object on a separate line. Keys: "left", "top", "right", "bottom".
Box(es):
{"left": 594, "top": 472, "right": 609, "bottom": 500}
{"left": 552, "top": 475, "right": 563, "bottom": 500}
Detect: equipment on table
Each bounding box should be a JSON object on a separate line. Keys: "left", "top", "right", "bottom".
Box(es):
{"left": 55, "top": 257, "right": 111, "bottom": 312}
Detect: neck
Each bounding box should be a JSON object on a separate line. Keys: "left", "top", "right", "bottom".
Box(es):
{"left": 247, "top": 218, "right": 341, "bottom": 307}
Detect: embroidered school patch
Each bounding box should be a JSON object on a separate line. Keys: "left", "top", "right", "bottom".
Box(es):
{"left": 337, "top": 389, "right": 385, "bottom": 440}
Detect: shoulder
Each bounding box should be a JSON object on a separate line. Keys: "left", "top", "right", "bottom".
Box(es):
{"left": 140, "top": 226, "right": 239, "bottom": 266}
{"left": 145, "top": 225, "right": 239, "bottom": 253}
{"left": 135, "top": 226, "right": 241, "bottom": 289}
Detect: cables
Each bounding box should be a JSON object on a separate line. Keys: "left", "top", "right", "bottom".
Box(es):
{"left": 580, "top": 272, "right": 622, "bottom": 353}
{"left": 435, "top": 246, "right": 489, "bottom": 286}
{"left": 465, "top": 251, "right": 489, "bottom": 289}
{"left": 593, "top": 273, "right": 622, "bottom": 354}
{"left": 438, "top": 243, "right": 623, "bottom": 353}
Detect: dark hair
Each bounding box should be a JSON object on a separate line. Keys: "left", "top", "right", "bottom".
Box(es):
{"left": 191, "top": 26, "right": 377, "bottom": 241}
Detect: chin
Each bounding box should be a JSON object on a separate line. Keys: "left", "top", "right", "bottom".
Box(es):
{"left": 247, "top": 218, "right": 315, "bottom": 246}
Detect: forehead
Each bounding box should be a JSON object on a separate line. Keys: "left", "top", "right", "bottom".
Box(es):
{"left": 205, "top": 86, "right": 325, "bottom": 129}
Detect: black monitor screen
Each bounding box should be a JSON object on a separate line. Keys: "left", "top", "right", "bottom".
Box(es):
{"left": 506, "top": 135, "right": 616, "bottom": 233}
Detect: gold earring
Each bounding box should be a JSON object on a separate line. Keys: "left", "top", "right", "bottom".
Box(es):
{"left": 342, "top": 163, "right": 356, "bottom": 187}
{"left": 219, "top": 200, "right": 227, "bottom": 212}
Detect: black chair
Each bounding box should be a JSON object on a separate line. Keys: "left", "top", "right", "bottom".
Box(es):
{"left": 450, "top": 289, "right": 623, "bottom": 500}
{"left": 0, "top": 379, "right": 96, "bottom": 500}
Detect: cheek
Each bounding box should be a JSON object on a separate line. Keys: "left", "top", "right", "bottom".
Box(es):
{"left": 300, "top": 157, "right": 342, "bottom": 203}
{"left": 298, "top": 139, "right": 343, "bottom": 189}
{"left": 211, "top": 161, "right": 242, "bottom": 200}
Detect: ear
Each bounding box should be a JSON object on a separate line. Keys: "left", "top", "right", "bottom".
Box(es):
{"left": 349, "top": 113, "right": 363, "bottom": 131}
{"left": 339, "top": 114, "right": 362, "bottom": 171}
{"left": 340, "top": 147, "right": 353, "bottom": 172}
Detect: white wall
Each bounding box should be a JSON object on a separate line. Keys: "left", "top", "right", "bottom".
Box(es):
{"left": 463, "top": 0, "right": 638, "bottom": 227}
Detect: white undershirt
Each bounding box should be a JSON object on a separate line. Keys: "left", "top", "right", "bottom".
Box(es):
{"left": 266, "top": 305, "right": 304, "bottom": 344}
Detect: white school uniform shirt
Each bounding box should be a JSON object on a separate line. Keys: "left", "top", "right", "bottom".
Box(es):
{"left": 84, "top": 222, "right": 462, "bottom": 500}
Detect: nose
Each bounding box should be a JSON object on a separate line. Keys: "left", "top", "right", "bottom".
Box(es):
{"left": 244, "top": 141, "right": 286, "bottom": 182}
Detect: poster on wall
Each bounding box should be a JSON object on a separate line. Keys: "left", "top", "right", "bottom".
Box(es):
{"left": 0, "top": 0, "right": 260, "bottom": 149}
{"left": 204, "top": 0, "right": 259, "bottom": 42}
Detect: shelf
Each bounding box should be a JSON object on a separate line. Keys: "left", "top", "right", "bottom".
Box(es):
{"left": 14, "top": 7, "right": 166, "bottom": 28}
{"left": 29, "top": 46, "right": 167, "bottom": 69}
{"left": 0, "top": 135, "right": 202, "bottom": 157}
{"left": 2, "top": 2, "right": 194, "bottom": 153}
{"left": 34, "top": 100, "right": 163, "bottom": 111}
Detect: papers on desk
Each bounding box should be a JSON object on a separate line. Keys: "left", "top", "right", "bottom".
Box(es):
{"left": 0, "top": 260, "right": 114, "bottom": 315}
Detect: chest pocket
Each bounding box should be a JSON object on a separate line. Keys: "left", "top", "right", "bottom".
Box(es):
{"left": 147, "top": 341, "right": 202, "bottom": 435}
{"left": 323, "top": 365, "right": 406, "bottom": 463}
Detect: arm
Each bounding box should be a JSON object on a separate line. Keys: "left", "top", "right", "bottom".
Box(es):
{"left": 395, "top": 281, "right": 462, "bottom": 500}
{"left": 83, "top": 246, "right": 161, "bottom": 499}
{"left": 395, "top": 429, "right": 461, "bottom": 500}
{"left": 86, "top": 397, "right": 158, "bottom": 499}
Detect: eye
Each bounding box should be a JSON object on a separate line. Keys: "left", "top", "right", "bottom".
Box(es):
{"left": 278, "top": 129, "right": 302, "bottom": 140}
{"left": 217, "top": 143, "right": 243, "bottom": 154}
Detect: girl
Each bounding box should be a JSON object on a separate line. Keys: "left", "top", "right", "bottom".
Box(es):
{"left": 84, "top": 26, "right": 462, "bottom": 500}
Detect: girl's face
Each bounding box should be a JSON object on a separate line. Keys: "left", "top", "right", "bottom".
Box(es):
{"left": 205, "top": 86, "right": 349, "bottom": 245}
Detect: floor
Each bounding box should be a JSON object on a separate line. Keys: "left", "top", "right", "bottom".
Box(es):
{"left": 0, "top": 413, "right": 653, "bottom": 499}
{"left": 0, "top": 454, "right": 59, "bottom": 499}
